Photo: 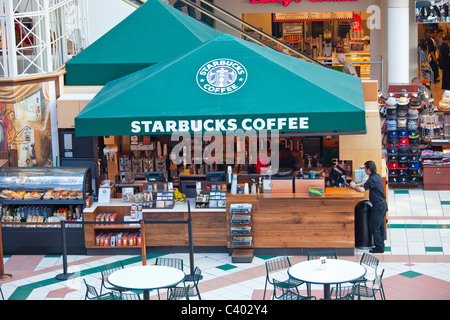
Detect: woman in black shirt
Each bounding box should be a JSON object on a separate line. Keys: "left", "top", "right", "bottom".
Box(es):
{"left": 350, "top": 161, "right": 387, "bottom": 254}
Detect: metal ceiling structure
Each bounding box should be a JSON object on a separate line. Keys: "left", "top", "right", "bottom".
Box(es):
{"left": 0, "top": 0, "right": 87, "bottom": 78}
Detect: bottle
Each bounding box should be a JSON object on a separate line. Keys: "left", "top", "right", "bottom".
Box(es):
{"left": 230, "top": 174, "right": 238, "bottom": 195}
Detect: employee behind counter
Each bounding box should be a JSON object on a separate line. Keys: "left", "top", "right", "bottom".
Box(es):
{"left": 264, "top": 144, "right": 349, "bottom": 187}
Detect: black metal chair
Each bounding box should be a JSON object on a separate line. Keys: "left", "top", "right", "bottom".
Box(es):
{"left": 155, "top": 257, "right": 184, "bottom": 271}
{"left": 307, "top": 251, "right": 338, "bottom": 296}
{"left": 166, "top": 266, "right": 202, "bottom": 300}
{"left": 0, "top": 284, "right": 4, "bottom": 300}
{"left": 99, "top": 260, "right": 127, "bottom": 295}
{"left": 351, "top": 253, "right": 380, "bottom": 285}
{"left": 168, "top": 284, "right": 191, "bottom": 300}
{"left": 272, "top": 279, "right": 315, "bottom": 300}
{"left": 155, "top": 257, "right": 185, "bottom": 299}
{"left": 263, "top": 256, "right": 304, "bottom": 300}
{"left": 330, "top": 285, "right": 354, "bottom": 300}
{"left": 307, "top": 251, "right": 338, "bottom": 260}
{"left": 353, "top": 268, "right": 386, "bottom": 300}
{"left": 111, "top": 291, "right": 141, "bottom": 300}
{"left": 83, "top": 279, "right": 116, "bottom": 300}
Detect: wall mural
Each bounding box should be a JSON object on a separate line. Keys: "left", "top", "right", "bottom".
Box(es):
{"left": 0, "top": 82, "right": 53, "bottom": 167}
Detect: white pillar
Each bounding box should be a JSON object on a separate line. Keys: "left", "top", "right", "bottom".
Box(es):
{"left": 387, "top": 0, "right": 409, "bottom": 84}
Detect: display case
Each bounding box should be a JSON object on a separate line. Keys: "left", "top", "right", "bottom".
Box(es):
{"left": 0, "top": 167, "right": 92, "bottom": 255}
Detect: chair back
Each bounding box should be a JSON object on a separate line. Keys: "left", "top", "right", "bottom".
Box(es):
{"left": 112, "top": 291, "right": 141, "bottom": 300}
{"left": 360, "top": 253, "right": 379, "bottom": 269}
{"left": 307, "top": 251, "right": 337, "bottom": 260}
{"left": 99, "top": 260, "right": 124, "bottom": 277}
{"left": 372, "top": 268, "right": 385, "bottom": 290}
{"left": 265, "top": 257, "right": 291, "bottom": 275}
{"left": 360, "top": 253, "right": 379, "bottom": 280}
{"left": 83, "top": 279, "right": 101, "bottom": 300}
{"left": 156, "top": 257, "right": 184, "bottom": 271}
{"left": 193, "top": 266, "right": 202, "bottom": 285}
{"left": 168, "top": 285, "right": 191, "bottom": 300}
{"left": 272, "top": 278, "right": 298, "bottom": 300}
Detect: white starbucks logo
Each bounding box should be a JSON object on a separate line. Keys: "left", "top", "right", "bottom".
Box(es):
{"left": 196, "top": 58, "right": 247, "bottom": 95}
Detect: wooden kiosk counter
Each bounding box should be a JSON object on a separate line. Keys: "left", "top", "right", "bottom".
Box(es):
{"left": 83, "top": 187, "right": 364, "bottom": 257}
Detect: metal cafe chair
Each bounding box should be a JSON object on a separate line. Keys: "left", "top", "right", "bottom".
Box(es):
{"left": 168, "top": 266, "right": 202, "bottom": 300}
{"left": 111, "top": 291, "right": 142, "bottom": 300}
{"left": 351, "top": 253, "right": 380, "bottom": 285}
{"left": 272, "top": 279, "right": 315, "bottom": 301}
{"left": 83, "top": 279, "right": 116, "bottom": 300}
{"left": 307, "top": 251, "right": 338, "bottom": 260}
{"left": 99, "top": 260, "right": 127, "bottom": 295}
{"left": 263, "top": 256, "right": 304, "bottom": 300}
{"left": 168, "top": 284, "right": 191, "bottom": 300}
{"left": 155, "top": 257, "right": 184, "bottom": 271}
{"left": 307, "top": 251, "right": 338, "bottom": 296}
{"left": 0, "top": 284, "right": 4, "bottom": 300}
{"left": 155, "top": 257, "right": 184, "bottom": 299}
{"left": 353, "top": 268, "right": 386, "bottom": 300}
{"left": 330, "top": 285, "right": 355, "bottom": 300}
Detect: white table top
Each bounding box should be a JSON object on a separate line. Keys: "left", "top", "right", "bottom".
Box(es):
{"left": 108, "top": 265, "right": 185, "bottom": 291}
{"left": 288, "top": 259, "right": 366, "bottom": 285}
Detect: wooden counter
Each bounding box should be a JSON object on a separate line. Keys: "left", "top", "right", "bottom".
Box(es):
{"left": 227, "top": 187, "right": 364, "bottom": 255}
{"left": 83, "top": 199, "right": 227, "bottom": 250}
{"left": 83, "top": 188, "right": 364, "bottom": 254}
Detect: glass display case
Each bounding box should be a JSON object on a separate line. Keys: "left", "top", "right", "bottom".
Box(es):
{"left": 0, "top": 166, "right": 91, "bottom": 223}
{"left": 0, "top": 167, "right": 91, "bottom": 254}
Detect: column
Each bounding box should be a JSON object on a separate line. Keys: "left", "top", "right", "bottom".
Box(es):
{"left": 387, "top": 0, "right": 409, "bottom": 84}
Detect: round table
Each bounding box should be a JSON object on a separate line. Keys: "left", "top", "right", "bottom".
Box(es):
{"left": 108, "top": 265, "right": 185, "bottom": 300}
{"left": 288, "top": 259, "right": 366, "bottom": 299}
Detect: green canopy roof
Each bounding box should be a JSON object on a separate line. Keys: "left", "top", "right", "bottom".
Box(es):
{"left": 65, "top": 0, "right": 220, "bottom": 85}
{"left": 75, "top": 34, "right": 366, "bottom": 137}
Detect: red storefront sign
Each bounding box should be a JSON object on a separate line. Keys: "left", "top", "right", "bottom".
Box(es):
{"left": 250, "top": 0, "right": 359, "bottom": 7}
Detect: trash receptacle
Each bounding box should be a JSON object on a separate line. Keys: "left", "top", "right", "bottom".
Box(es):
{"left": 355, "top": 200, "right": 373, "bottom": 249}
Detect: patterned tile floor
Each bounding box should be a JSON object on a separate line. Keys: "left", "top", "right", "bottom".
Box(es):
{"left": 1, "top": 187, "right": 450, "bottom": 301}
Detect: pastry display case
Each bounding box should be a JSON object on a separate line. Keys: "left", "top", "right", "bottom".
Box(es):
{"left": 0, "top": 167, "right": 92, "bottom": 255}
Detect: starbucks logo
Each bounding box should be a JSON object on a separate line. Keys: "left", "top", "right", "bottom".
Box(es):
{"left": 196, "top": 58, "right": 248, "bottom": 95}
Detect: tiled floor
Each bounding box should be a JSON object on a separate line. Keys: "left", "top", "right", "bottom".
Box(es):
{"left": 1, "top": 186, "right": 450, "bottom": 301}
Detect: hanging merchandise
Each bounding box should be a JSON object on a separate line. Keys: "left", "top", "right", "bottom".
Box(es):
{"left": 103, "top": 146, "right": 119, "bottom": 163}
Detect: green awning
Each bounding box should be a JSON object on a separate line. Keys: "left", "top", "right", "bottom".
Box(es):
{"left": 65, "top": 0, "right": 220, "bottom": 85}
{"left": 75, "top": 34, "right": 366, "bottom": 137}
